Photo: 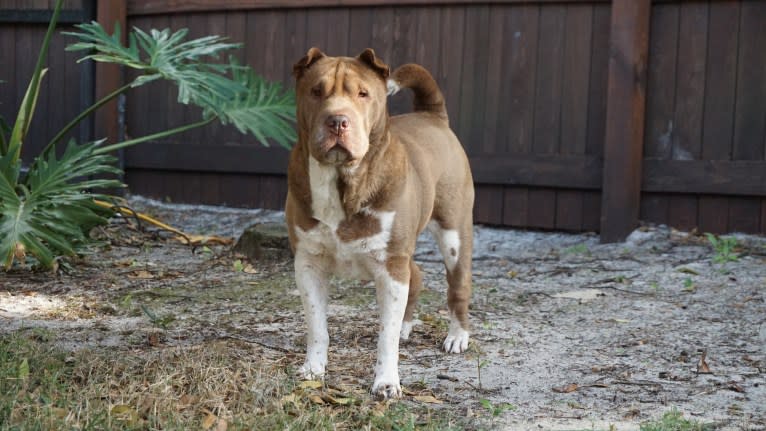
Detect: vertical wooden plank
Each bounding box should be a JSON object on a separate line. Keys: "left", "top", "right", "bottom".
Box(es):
{"left": 560, "top": 4, "right": 592, "bottom": 156}
{"left": 500, "top": 4, "right": 538, "bottom": 154}
{"left": 728, "top": 198, "right": 761, "bottom": 234}
{"left": 17, "top": 26, "right": 45, "bottom": 160}
{"left": 474, "top": 185, "right": 503, "bottom": 226}
{"left": 643, "top": 3, "right": 678, "bottom": 159}
{"left": 698, "top": 196, "right": 729, "bottom": 234}
{"left": 761, "top": 199, "right": 766, "bottom": 235}
{"left": 732, "top": 2, "right": 766, "bottom": 162}
{"left": 555, "top": 190, "right": 583, "bottom": 231}
{"left": 437, "top": 6, "right": 464, "bottom": 134}
{"left": 586, "top": 3, "right": 610, "bottom": 158}
{"left": 527, "top": 188, "right": 556, "bottom": 229}
{"left": 699, "top": 2, "right": 739, "bottom": 234}
{"left": 414, "top": 7, "right": 440, "bottom": 74}
{"left": 224, "top": 11, "right": 246, "bottom": 146}
{"left": 672, "top": 2, "right": 707, "bottom": 160}
{"left": 600, "top": 0, "right": 651, "bottom": 243}
{"left": 499, "top": 5, "right": 537, "bottom": 225}
{"left": 532, "top": 5, "right": 565, "bottom": 155}
{"left": 389, "top": 7, "right": 417, "bottom": 116}
{"left": 205, "top": 11, "right": 228, "bottom": 149}
{"left": 529, "top": 5, "right": 565, "bottom": 229}
{"left": 666, "top": 2, "right": 707, "bottom": 234}
{"left": 581, "top": 191, "right": 601, "bottom": 232}
{"left": 480, "top": 5, "right": 504, "bottom": 155}
{"left": 370, "top": 6, "right": 394, "bottom": 66}
{"left": 199, "top": 172, "right": 221, "bottom": 206}
{"left": 0, "top": 26, "right": 16, "bottom": 131}
{"left": 556, "top": 4, "right": 592, "bottom": 231}
{"left": 347, "top": 8, "right": 372, "bottom": 58}
{"left": 285, "top": 9, "right": 308, "bottom": 83}
{"left": 46, "top": 28, "right": 67, "bottom": 149}
{"left": 640, "top": 192, "right": 669, "bottom": 227}
{"left": 325, "top": 9, "right": 349, "bottom": 56}
{"left": 728, "top": 3, "right": 766, "bottom": 235}
{"left": 667, "top": 195, "right": 697, "bottom": 232}
{"left": 503, "top": 187, "right": 528, "bottom": 227}
{"left": 94, "top": 0, "right": 126, "bottom": 153}
{"left": 639, "top": 3, "right": 677, "bottom": 227}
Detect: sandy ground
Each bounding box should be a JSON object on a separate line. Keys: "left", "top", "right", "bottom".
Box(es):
{"left": 1, "top": 196, "right": 765, "bottom": 430}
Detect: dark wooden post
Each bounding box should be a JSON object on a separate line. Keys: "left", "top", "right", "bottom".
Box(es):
{"left": 93, "top": 0, "right": 127, "bottom": 150}
{"left": 599, "top": 0, "right": 651, "bottom": 243}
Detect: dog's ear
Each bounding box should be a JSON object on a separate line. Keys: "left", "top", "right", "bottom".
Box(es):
{"left": 357, "top": 48, "right": 389, "bottom": 79}
{"left": 293, "top": 47, "right": 326, "bottom": 79}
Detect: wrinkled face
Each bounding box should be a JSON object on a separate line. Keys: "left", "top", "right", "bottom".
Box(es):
{"left": 294, "top": 48, "right": 389, "bottom": 168}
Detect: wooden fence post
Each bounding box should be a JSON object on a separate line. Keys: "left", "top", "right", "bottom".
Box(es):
{"left": 94, "top": 0, "right": 126, "bottom": 152}
{"left": 599, "top": 0, "right": 651, "bottom": 243}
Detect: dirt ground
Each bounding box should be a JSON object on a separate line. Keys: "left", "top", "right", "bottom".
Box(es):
{"left": 2, "top": 196, "right": 765, "bottom": 430}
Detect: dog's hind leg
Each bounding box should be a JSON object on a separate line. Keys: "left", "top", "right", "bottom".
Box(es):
{"left": 428, "top": 218, "right": 472, "bottom": 353}
{"left": 400, "top": 258, "right": 423, "bottom": 341}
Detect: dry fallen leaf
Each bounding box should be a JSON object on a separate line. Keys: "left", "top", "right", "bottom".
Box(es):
{"left": 201, "top": 409, "right": 217, "bottom": 430}
{"left": 243, "top": 264, "right": 258, "bottom": 274}
{"left": 299, "top": 380, "right": 323, "bottom": 389}
{"left": 552, "top": 383, "right": 579, "bottom": 393}
{"left": 128, "top": 270, "right": 154, "bottom": 279}
{"left": 413, "top": 395, "right": 444, "bottom": 404}
{"left": 308, "top": 394, "right": 325, "bottom": 405}
{"left": 320, "top": 393, "right": 354, "bottom": 405}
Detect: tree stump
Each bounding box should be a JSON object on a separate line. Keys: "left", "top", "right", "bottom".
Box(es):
{"left": 232, "top": 223, "right": 291, "bottom": 261}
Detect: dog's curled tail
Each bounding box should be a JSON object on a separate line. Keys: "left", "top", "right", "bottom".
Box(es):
{"left": 387, "top": 64, "right": 448, "bottom": 122}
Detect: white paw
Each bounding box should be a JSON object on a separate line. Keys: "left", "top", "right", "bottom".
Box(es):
{"left": 298, "top": 361, "right": 326, "bottom": 380}
{"left": 443, "top": 326, "right": 469, "bottom": 353}
{"left": 399, "top": 319, "right": 422, "bottom": 341}
{"left": 371, "top": 377, "right": 402, "bottom": 399}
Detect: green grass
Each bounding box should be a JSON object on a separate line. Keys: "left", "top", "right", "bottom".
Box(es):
{"left": 0, "top": 331, "right": 466, "bottom": 430}
{"left": 640, "top": 409, "right": 714, "bottom": 431}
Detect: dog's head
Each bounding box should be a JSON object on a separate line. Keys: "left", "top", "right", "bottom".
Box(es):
{"left": 293, "top": 47, "right": 390, "bottom": 168}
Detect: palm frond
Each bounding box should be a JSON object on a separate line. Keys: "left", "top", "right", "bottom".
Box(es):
{"left": 64, "top": 22, "right": 296, "bottom": 148}
{"left": 0, "top": 140, "right": 123, "bottom": 269}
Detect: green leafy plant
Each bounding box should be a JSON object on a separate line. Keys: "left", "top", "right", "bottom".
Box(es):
{"left": 0, "top": 0, "right": 295, "bottom": 270}
{"left": 704, "top": 233, "right": 739, "bottom": 264}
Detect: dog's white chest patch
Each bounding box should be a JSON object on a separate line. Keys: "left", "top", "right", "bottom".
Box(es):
{"left": 299, "top": 158, "right": 395, "bottom": 279}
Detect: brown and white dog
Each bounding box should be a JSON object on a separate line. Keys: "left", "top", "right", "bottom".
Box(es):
{"left": 285, "top": 47, "right": 474, "bottom": 399}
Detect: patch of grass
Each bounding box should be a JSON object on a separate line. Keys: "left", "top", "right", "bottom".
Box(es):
{"left": 0, "top": 332, "right": 467, "bottom": 430}
{"left": 563, "top": 243, "right": 591, "bottom": 256}
{"left": 640, "top": 409, "right": 713, "bottom": 431}
{"left": 705, "top": 233, "right": 739, "bottom": 264}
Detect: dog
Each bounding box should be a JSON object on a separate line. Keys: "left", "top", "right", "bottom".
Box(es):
{"left": 285, "top": 47, "right": 474, "bottom": 399}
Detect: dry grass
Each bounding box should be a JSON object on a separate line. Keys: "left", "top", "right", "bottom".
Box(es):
{"left": 0, "top": 330, "right": 468, "bottom": 430}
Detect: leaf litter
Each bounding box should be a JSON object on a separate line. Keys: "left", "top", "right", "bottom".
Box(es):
{"left": 1, "top": 196, "right": 765, "bottom": 430}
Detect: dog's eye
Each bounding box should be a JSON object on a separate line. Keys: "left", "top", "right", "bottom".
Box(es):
{"left": 311, "top": 87, "right": 322, "bottom": 98}
{"left": 358, "top": 90, "right": 369, "bottom": 98}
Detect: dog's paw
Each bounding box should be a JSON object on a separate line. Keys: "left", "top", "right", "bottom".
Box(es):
{"left": 298, "top": 361, "right": 326, "bottom": 381}
{"left": 399, "top": 319, "right": 422, "bottom": 341}
{"left": 371, "top": 379, "right": 402, "bottom": 400}
{"left": 442, "top": 326, "right": 470, "bottom": 353}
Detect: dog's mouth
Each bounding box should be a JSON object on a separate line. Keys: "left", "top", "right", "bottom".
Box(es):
{"left": 315, "top": 137, "right": 356, "bottom": 166}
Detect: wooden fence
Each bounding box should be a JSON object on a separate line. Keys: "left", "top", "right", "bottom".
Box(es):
{"left": 1, "top": 0, "right": 765, "bottom": 240}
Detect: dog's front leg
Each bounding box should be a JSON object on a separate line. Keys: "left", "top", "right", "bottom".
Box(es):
{"left": 295, "top": 251, "right": 330, "bottom": 380}
{"left": 372, "top": 260, "right": 409, "bottom": 399}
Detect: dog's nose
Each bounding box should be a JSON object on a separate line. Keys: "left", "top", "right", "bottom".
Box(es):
{"left": 325, "top": 115, "right": 350, "bottom": 135}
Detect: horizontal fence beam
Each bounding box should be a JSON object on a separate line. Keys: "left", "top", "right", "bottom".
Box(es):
{"left": 124, "top": 143, "right": 290, "bottom": 175}
{"left": 0, "top": 9, "right": 88, "bottom": 24}
{"left": 127, "top": 0, "right": 609, "bottom": 16}
{"left": 469, "top": 155, "right": 603, "bottom": 190}
{"left": 642, "top": 160, "right": 766, "bottom": 197}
